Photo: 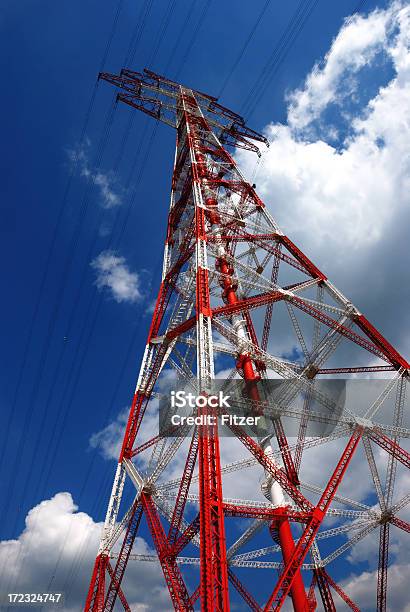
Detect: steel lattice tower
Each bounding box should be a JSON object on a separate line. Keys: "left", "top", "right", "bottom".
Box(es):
{"left": 85, "top": 69, "right": 410, "bottom": 611}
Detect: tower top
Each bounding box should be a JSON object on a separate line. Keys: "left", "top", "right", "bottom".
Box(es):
{"left": 99, "top": 67, "right": 268, "bottom": 155}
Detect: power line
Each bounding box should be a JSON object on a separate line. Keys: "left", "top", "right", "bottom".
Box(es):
{"left": 0, "top": 98, "right": 118, "bottom": 548}
{"left": 4, "top": 115, "right": 153, "bottom": 594}
{"left": 242, "top": 0, "right": 320, "bottom": 119}
{"left": 147, "top": 0, "right": 178, "bottom": 69}
{"left": 0, "top": 0, "right": 129, "bottom": 595}
{"left": 218, "top": 0, "right": 273, "bottom": 98}
{"left": 174, "top": 0, "right": 213, "bottom": 81}
{"left": 124, "top": 0, "right": 155, "bottom": 67}
{"left": 1, "top": 2, "right": 147, "bottom": 605}
{"left": 16, "top": 0, "right": 183, "bottom": 543}
{"left": 62, "top": 253, "right": 163, "bottom": 602}
{"left": 164, "top": 0, "right": 198, "bottom": 76}
{"left": 15, "top": 0, "right": 193, "bottom": 597}
{"left": 0, "top": 0, "right": 126, "bottom": 519}
{"left": 46, "top": 0, "right": 212, "bottom": 595}
{"left": 242, "top": 0, "right": 369, "bottom": 120}
{"left": 3, "top": 0, "right": 156, "bottom": 544}
{"left": 0, "top": 80, "right": 98, "bottom": 478}
{"left": 99, "top": 0, "right": 126, "bottom": 72}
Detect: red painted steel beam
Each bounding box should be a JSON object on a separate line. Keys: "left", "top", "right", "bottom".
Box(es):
{"left": 223, "top": 502, "right": 311, "bottom": 522}
{"left": 189, "top": 586, "right": 201, "bottom": 607}
{"left": 84, "top": 555, "right": 100, "bottom": 611}
{"left": 318, "top": 365, "right": 395, "bottom": 374}
{"left": 168, "top": 429, "right": 199, "bottom": 545}
{"left": 141, "top": 493, "right": 193, "bottom": 610}
{"left": 314, "top": 569, "right": 336, "bottom": 612}
{"left": 263, "top": 428, "right": 362, "bottom": 610}
{"left": 106, "top": 562, "right": 130, "bottom": 612}
{"left": 291, "top": 296, "right": 389, "bottom": 362}
{"left": 230, "top": 425, "right": 313, "bottom": 512}
{"left": 120, "top": 210, "right": 198, "bottom": 458}
{"left": 273, "top": 418, "right": 300, "bottom": 485}
{"left": 229, "top": 426, "right": 310, "bottom": 611}
{"left": 243, "top": 310, "right": 266, "bottom": 371}
{"left": 104, "top": 502, "right": 143, "bottom": 611}
{"left": 356, "top": 315, "right": 410, "bottom": 369}
{"left": 166, "top": 316, "right": 196, "bottom": 341}
{"left": 390, "top": 515, "right": 410, "bottom": 534}
{"left": 216, "top": 293, "right": 284, "bottom": 324}
{"left": 255, "top": 240, "right": 312, "bottom": 276}
{"left": 278, "top": 236, "right": 326, "bottom": 281}
{"left": 198, "top": 416, "right": 230, "bottom": 611}
{"left": 228, "top": 568, "right": 262, "bottom": 612}
{"left": 172, "top": 513, "right": 201, "bottom": 557}
{"left": 84, "top": 553, "right": 108, "bottom": 612}
{"left": 166, "top": 289, "right": 286, "bottom": 329}
{"left": 377, "top": 522, "right": 389, "bottom": 612}
{"left": 131, "top": 432, "right": 165, "bottom": 457}
{"left": 367, "top": 430, "right": 410, "bottom": 470}
{"left": 321, "top": 569, "right": 360, "bottom": 612}
{"left": 261, "top": 244, "right": 281, "bottom": 353}
{"left": 120, "top": 391, "right": 152, "bottom": 460}
{"left": 307, "top": 573, "right": 317, "bottom": 611}
{"left": 207, "top": 232, "right": 279, "bottom": 243}
{"left": 294, "top": 388, "right": 313, "bottom": 476}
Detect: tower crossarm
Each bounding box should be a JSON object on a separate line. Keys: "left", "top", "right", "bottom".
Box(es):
{"left": 99, "top": 68, "right": 268, "bottom": 154}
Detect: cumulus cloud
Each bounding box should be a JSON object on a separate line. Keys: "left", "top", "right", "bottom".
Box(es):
{"left": 89, "top": 408, "right": 128, "bottom": 460}
{"left": 91, "top": 251, "right": 142, "bottom": 304}
{"left": 237, "top": 0, "right": 410, "bottom": 359}
{"left": 90, "top": 370, "right": 177, "bottom": 464}
{"left": 342, "top": 563, "right": 410, "bottom": 611}
{"left": 68, "top": 140, "right": 122, "bottom": 208}
{"left": 287, "top": 7, "right": 391, "bottom": 130}
{"left": 0, "top": 492, "right": 168, "bottom": 611}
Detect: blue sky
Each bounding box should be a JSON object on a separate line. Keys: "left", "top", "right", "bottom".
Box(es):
{"left": 1, "top": 0, "right": 409, "bottom": 610}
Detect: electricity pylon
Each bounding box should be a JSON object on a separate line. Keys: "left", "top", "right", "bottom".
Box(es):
{"left": 85, "top": 69, "right": 410, "bottom": 611}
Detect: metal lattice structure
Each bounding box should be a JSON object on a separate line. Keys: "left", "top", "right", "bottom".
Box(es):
{"left": 85, "top": 69, "right": 410, "bottom": 611}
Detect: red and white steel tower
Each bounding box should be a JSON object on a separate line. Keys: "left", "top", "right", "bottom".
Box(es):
{"left": 85, "top": 69, "right": 410, "bottom": 611}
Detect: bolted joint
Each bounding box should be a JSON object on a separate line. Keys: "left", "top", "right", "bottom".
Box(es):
{"left": 305, "top": 364, "right": 319, "bottom": 380}
{"left": 380, "top": 511, "right": 393, "bottom": 525}
{"left": 142, "top": 482, "right": 157, "bottom": 496}
{"left": 354, "top": 416, "right": 374, "bottom": 431}
{"left": 312, "top": 507, "right": 325, "bottom": 522}
{"left": 123, "top": 447, "right": 133, "bottom": 460}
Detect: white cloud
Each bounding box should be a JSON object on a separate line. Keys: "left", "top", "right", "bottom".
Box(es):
{"left": 287, "top": 6, "right": 392, "bottom": 130}
{"left": 342, "top": 563, "right": 410, "bottom": 611}
{"left": 89, "top": 408, "right": 128, "bottom": 460}
{"left": 0, "top": 493, "right": 169, "bottom": 611}
{"left": 68, "top": 141, "right": 122, "bottom": 208}
{"left": 237, "top": 0, "right": 410, "bottom": 358}
{"left": 90, "top": 370, "right": 177, "bottom": 464}
{"left": 91, "top": 251, "right": 142, "bottom": 304}
{"left": 89, "top": 403, "right": 157, "bottom": 463}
